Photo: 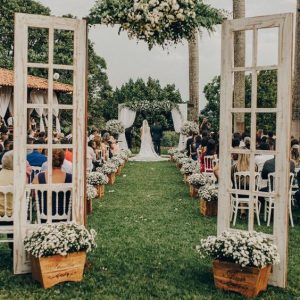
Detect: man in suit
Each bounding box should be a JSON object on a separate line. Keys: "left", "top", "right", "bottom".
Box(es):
{"left": 125, "top": 125, "right": 134, "bottom": 150}
{"left": 151, "top": 121, "right": 163, "bottom": 155}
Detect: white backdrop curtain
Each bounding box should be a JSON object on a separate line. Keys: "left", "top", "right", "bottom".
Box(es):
{"left": 0, "top": 87, "right": 12, "bottom": 125}
{"left": 44, "top": 92, "right": 61, "bottom": 133}
{"left": 118, "top": 106, "right": 136, "bottom": 150}
{"left": 30, "top": 90, "right": 46, "bottom": 132}
{"left": 171, "top": 104, "right": 187, "bottom": 150}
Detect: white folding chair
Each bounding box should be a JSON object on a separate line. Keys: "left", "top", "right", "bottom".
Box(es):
{"left": 34, "top": 186, "right": 72, "bottom": 224}
{"left": 264, "top": 172, "right": 294, "bottom": 227}
{"left": 231, "top": 171, "right": 261, "bottom": 226}
{"left": 0, "top": 186, "right": 14, "bottom": 244}
{"left": 202, "top": 155, "right": 217, "bottom": 182}
{"left": 29, "top": 166, "right": 41, "bottom": 183}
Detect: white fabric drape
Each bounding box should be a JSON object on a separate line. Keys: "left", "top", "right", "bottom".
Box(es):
{"left": 43, "top": 92, "right": 61, "bottom": 133}
{"left": 0, "top": 87, "right": 12, "bottom": 124}
{"left": 30, "top": 90, "right": 46, "bottom": 132}
{"left": 171, "top": 104, "right": 187, "bottom": 150}
{"left": 118, "top": 106, "right": 136, "bottom": 150}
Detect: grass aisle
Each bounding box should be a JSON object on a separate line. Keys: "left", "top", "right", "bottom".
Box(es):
{"left": 0, "top": 161, "right": 300, "bottom": 299}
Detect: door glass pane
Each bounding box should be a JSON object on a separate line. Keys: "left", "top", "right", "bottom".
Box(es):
{"left": 28, "top": 27, "right": 49, "bottom": 64}
{"left": 233, "top": 30, "right": 253, "bottom": 68}
{"left": 257, "top": 70, "right": 278, "bottom": 108}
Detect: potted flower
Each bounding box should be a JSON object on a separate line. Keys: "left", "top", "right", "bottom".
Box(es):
{"left": 175, "top": 153, "right": 188, "bottom": 169}
{"left": 188, "top": 173, "right": 208, "bottom": 198}
{"left": 198, "top": 184, "right": 218, "bottom": 216}
{"left": 86, "top": 184, "right": 98, "bottom": 214}
{"left": 24, "top": 222, "right": 97, "bottom": 289}
{"left": 180, "top": 121, "right": 199, "bottom": 136}
{"left": 97, "top": 162, "right": 118, "bottom": 185}
{"left": 168, "top": 148, "right": 179, "bottom": 161}
{"left": 111, "top": 156, "right": 125, "bottom": 175}
{"left": 196, "top": 231, "right": 280, "bottom": 298}
{"left": 87, "top": 171, "right": 108, "bottom": 198}
{"left": 180, "top": 161, "right": 198, "bottom": 183}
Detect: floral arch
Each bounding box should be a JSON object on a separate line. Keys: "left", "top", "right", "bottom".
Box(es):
{"left": 118, "top": 101, "right": 187, "bottom": 150}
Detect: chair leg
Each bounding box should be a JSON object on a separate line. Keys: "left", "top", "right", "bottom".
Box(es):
{"left": 255, "top": 203, "right": 261, "bottom": 226}
{"left": 264, "top": 199, "right": 267, "bottom": 222}
{"left": 289, "top": 194, "right": 294, "bottom": 227}
{"left": 233, "top": 202, "right": 239, "bottom": 226}
{"left": 267, "top": 203, "right": 273, "bottom": 227}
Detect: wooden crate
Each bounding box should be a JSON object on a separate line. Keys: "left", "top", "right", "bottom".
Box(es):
{"left": 189, "top": 185, "right": 198, "bottom": 198}
{"left": 31, "top": 252, "right": 86, "bottom": 289}
{"left": 213, "top": 260, "right": 272, "bottom": 298}
{"left": 96, "top": 185, "right": 105, "bottom": 198}
{"left": 116, "top": 166, "right": 122, "bottom": 176}
{"left": 108, "top": 173, "right": 116, "bottom": 185}
{"left": 199, "top": 198, "right": 218, "bottom": 217}
{"left": 183, "top": 174, "right": 190, "bottom": 183}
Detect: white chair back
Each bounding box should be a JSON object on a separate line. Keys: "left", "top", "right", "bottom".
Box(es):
{"left": 35, "top": 186, "right": 72, "bottom": 224}
{"left": 233, "top": 171, "right": 260, "bottom": 196}
{"left": 203, "top": 155, "right": 215, "bottom": 172}
{"left": 0, "top": 185, "right": 14, "bottom": 242}
{"left": 268, "top": 172, "right": 294, "bottom": 193}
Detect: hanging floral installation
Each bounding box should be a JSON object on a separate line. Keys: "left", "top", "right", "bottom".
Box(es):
{"left": 89, "top": 0, "right": 224, "bottom": 49}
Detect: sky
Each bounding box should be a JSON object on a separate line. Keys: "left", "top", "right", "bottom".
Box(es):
{"left": 38, "top": 0, "right": 297, "bottom": 108}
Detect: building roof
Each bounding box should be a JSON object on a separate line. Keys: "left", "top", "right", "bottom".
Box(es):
{"left": 0, "top": 68, "right": 73, "bottom": 92}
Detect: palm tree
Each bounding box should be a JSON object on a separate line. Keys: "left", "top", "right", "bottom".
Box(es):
{"left": 188, "top": 32, "right": 200, "bottom": 121}
{"left": 233, "top": 0, "right": 245, "bottom": 133}
{"left": 292, "top": 0, "right": 300, "bottom": 139}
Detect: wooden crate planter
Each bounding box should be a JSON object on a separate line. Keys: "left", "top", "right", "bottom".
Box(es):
{"left": 176, "top": 163, "right": 182, "bottom": 169}
{"left": 189, "top": 185, "right": 198, "bottom": 198}
{"left": 199, "top": 198, "right": 218, "bottom": 217}
{"left": 116, "top": 166, "right": 122, "bottom": 176}
{"left": 96, "top": 185, "right": 105, "bottom": 198}
{"left": 183, "top": 174, "right": 190, "bottom": 183}
{"left": 108, "top": 173, "right": 116, "bottom": 185}
{"left": 213, "top": 260, "right": 272, "bottom": 298}
{"left": 31, "top": 252, "right": 86, "bottom": 289}
{"left": 87, "top": 198, "right": 92, "bottom": 215}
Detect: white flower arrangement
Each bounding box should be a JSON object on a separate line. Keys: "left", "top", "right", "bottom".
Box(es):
{"left": 123, "top": 100, "right": 179, "bottom": 114}
{"left": 180, "top": 161, "right": 198, "bottom": 175}
{"left": 196, "top": 231, "right": 280, "bottom": 268}
{"left": 178, "top": 157, "right": 193, "bottom": 165}
{"left": 188, "top": 173, "right": 208, "bottom": 188}
{"left": 89, "top": 0, "right": 224, "bottom": 49}
{"left": 110, "top": 156, "right": 125, "bottom": 167}
{"left": 87, "top": 171, "right": 108, "bottom": 186}
{"left": 180, "top": 121, "right": 199, "bottom": 136}
{"left": 24, "top": 222, "right": 97, "bottom": 258}
{"left": 168, "top": 148, "right": 180, "bottom": 155}
{"left": 198, "top": 184, "right": 218, "bottom": 201}
{"left": 97, "top": 162, "right": 118, "bottom": 175}
{"left": 87, "top": 184, "right": 98, "bottom": 200}
{"left": 118, "top": 150, "right": 130, "bottom": 160}
{"left": 174, "top": 152, "right": 187, "bottom": 162}
{"left": 105, "top": 119, "right": 125, "bottom": 135}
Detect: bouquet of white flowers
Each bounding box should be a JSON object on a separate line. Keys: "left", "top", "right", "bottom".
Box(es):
{"left": 180, "top": 161, "right": 198, "bottom": 175}
{"left": 111, "top": 156, "right": 125, "bottom": 167}
{"left": 97, "top": 162, "right": 118, "bottom": 175}
{"left": 180, "top": 121, "right": 199, "bottom": 136}
{"left": 168, "top": 148, "right": 180, "bottom": 156}
{"left": 178, "top": 157, "right": 193, "bottom": 165}
{"left": 196, "top": 231, "right": 280, "bottom": 268}
{"left": 118, "top": 150, "right": 130, "bottom": 160}
{"left": 87, "top": 184, "right": 98, "bottom": 200}
{"left": 87, "top": 171, "right": 108, "bottom": 186}
{"left": 174, "top": 152, "right": 187, "bottom": 162}
{"left": 105, "top": 120, "right": 125, "bottom": 135}
{"left": 198, "top": 184, "right": 218, "bottom": 201}
{"left": 24, "top": 222, "right": 97, "bottom": 258}
{"left": 188, "top": 173, "right": 208, "bottom": 188}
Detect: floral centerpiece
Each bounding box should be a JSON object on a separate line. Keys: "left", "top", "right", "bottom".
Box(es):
{"left": 196, "top": 231, "right": 280, "bottom": 297}
{"left": 180, "top": 121, "right": 199, "bottom": 136}
{"left": 87, "top": 184, "right": 98, "bottom": 200}
{"left": 89, "top": 0, "right": 224, "bottom": 49}
{"left": 24, "top": 222, "right": 97, "bottom": 288}
{"left": 87, "top": 172, "right": 108, "bottom": 198}
{"left": 105, "top": 119, "right": 125, "bottom": 135}
{"left": 168, "top": 148, "right": 180, "bottom": 161}
{"left": 188, "top": 173, "right": 207, "bottom": 198}
{"left": 119, "top": 150, "right": 131, "bottom": 161}
{"left": 97, "top": 162, "right": 118, "bottom": 185}
{"left": 180, "top": 161, "right": 198, "bottom": 175}
{"left": 198, "top": 184, "right": 218, "bottom": 216}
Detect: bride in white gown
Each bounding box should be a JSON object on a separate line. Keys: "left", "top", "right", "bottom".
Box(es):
{"left": 132, "top": 120, "right": 163, "bottom": 161}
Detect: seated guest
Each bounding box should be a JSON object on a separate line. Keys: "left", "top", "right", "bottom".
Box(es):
{"left": 26, "top": 141, "right": 47, "bottom": 167}
{"left": 291, "top": 139, "right": 300, "bottom": 167}
{"left": 200, "top": 139, "right": 217, "bottom": 172}
{"left": 33, "top": 149, "right": 72, "bottom": 222}
{"left": 0, "top": 151, "right": 14, "bottom": 249}
{"left": 0, "top": 139, "right": 13, "bottom": 164}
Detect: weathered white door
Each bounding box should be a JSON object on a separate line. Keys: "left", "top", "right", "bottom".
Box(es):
{"left": 218, "top": 13, "right": 293, "bottom": 288}
{"left": 13, "top": 13, "right": 87, "bottom": 274}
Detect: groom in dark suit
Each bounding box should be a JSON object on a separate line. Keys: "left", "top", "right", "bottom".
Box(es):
{"left": 151, "top": 121, "right": 163, "bottom": 155}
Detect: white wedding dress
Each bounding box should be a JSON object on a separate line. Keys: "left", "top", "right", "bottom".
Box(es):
{"left": 131, "top": 120, "right": 163, "bottom": 161}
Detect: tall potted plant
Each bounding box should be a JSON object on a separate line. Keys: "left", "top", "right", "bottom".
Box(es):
{"left": 198, "top": 184, "right": 218, "bottom": 216}
{"left": 196, "top": 231, "right": 280, "bottom": 298}
{"left": 24, "top": 223, "right": 97, "bottom": 289}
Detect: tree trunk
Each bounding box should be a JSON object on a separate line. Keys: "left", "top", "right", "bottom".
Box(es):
{"left": 292, "top": 0, "right": 300, "bottom": 139}
{"left": 233, "top": 0, "right": 246, "bottom": 134}
{"left": 188, "top": 32, "right": 199, "bottom": 121}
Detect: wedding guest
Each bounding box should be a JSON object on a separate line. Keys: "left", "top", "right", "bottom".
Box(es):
{"left": 26, "top": 141, "right": 47, "bottom": 167}
{"left": 186, "top": 131, "right": 195, "bottom": 157}
{"left": 291, "top": 140, "right": 300, "bottom": 167}
{"left": 32, "top": 149, "right": 72, "bottom": 222}
{"left": 0, "top": 139, "right": 13, "bottom": 164}
{"left": 125, "top": 125, "right": 134, "bottom": 150}
{"left": 200, "top": 139, "right": 216, "bottom": 172}
{"left": 151, "top": 121, "right": 163, "bottom": 155}
{"left": 31, "top": 117, "right": 37, "bottom": 131}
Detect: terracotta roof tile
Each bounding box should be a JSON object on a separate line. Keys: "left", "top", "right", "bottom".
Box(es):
{"left": 0, "top": 68, "right": 73, "bottom": 92}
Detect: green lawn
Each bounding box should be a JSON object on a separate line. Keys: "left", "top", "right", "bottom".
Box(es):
{"left": 0, "top": 161, "right": 300, "bottom": 299}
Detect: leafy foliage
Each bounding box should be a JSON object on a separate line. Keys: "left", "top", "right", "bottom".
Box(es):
{"left": 102, "top": 77, "right": 183, "bottom": 130}
{"left": 202, "top": 70, "right": 278, "bottom": 133}
{"left": 89, "top": 0, "right": 224, "bottom": 49}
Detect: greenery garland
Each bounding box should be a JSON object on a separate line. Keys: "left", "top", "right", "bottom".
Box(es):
{"left": 89, "top": 0, "right": 224, "bottom": 49}
{"left": 123, "top": 100, "right": 179, "bottom": 113}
